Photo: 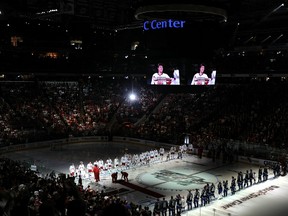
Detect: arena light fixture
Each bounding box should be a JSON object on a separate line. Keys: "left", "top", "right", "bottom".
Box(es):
{"left": 129, "top": 92, "right": 137, "bottom": 101}
{"left": 135, "top": 4, "right": 227, "bottom": 23}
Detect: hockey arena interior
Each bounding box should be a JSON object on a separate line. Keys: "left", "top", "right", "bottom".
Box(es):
{"left": 1, "top": 1, "right": 288, "bottom": 216}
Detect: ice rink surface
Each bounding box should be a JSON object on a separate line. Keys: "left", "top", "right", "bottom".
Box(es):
{"left": 4, "top": 141, "right": 288, "bottom": 216}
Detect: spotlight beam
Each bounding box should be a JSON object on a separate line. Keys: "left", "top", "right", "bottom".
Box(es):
{"left": 261, "top": 35, "right": 272, "bottom": 43}
{"left": 258, "top": 3, "right": 284, "bottom": 24}
{"left": 271, "top": 34, "right": 283, "bottom": 44}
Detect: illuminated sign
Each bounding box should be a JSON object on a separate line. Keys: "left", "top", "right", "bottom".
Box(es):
{"left": 143, "top": 19, "right": 186, "bottom": 31}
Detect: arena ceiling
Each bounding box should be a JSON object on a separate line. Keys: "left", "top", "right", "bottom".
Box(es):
{"left": 0, "top": 0, "right": 288, "bottom": 76}
{"left": 1, "top": 1, "right": 288, "bottom": 50}
{"left": 1, "top": 0, "right": 288, "bottom": 31}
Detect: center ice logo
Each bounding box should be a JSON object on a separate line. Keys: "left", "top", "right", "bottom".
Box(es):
{"left": 153, "top": 170, "right": 211, "bottom": 186}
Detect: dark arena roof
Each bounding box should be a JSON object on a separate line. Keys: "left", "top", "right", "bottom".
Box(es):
{"left": 0, "top": 0, "right": 288, "bottom": 79}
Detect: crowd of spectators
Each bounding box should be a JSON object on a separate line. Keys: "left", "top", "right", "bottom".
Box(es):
{"left": 115, "top": 82, "right": 163, "bottom": 125}
{"left": 0, "top": 157, "right": 152, "bottom": 216}
{"left": 1, "top": 78, "right": 288, "bottom": 151}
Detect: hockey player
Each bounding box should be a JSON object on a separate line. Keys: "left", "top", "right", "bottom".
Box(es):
{"left": 153, "top": 198, "right": 161, "bottom": 216}
{"left": 120, "top": 155, "right": 126, "bottom": 169}
{"left": 159, "top": 147, "right": 165, "bottom": 161}
{"left": 274, "top": 163, "right": 281, "bottom": 177}
{"left": 166, "top": 152, "right": 170, "bottom": 162}
{"left": 244, "top": 170, "right": 249, "bottom": 188}
{"left": 176, "top": 194, "right": 182, "bottom": 214}
{"left": 106, "top": 158, "right": 113, "bottom": 172}
{"left": 69, "top": 163, "right": 75, "bottom": 177}
{"left": 209, "top": 183, "right": 216, "bottom": 200}
{"left": 161, "top": 197, "right": 169, "bottom": 216}
{"left": 249, "top": 169, "right": 254, "bottom": 186}
{"left": 103, "top": 161, "right": 109, "bottom": 174}
{"left": 169, "top": 196, "right": 176, "bottom": 216}
{"left": 223, "top": 180, "right": 228, "bottom": 197}
{"left": 86, "top": 162, "right": 93, "bottom": 178}
{"left": 188, "top": 143, "right": 193, "bottom": 154}
{"left": 181, "top": 196, "right": 186, "bottom": 213}
{"left": 131, "top": 154, "right": 139, "bottom": 167}
{"left": 78, "top": 161, "right": 86, "bottom": 179}
{"left": 149, "top": 150, "right": 155, "bottom": 163}
{"left": 182, "top": 144, "right": 187, "bottom": 156}
{"left": 154, "top": 149, "right": 159, "bottom": 163}
{"left": 230, "top": 176, "right": 236, "bottom": 195}
{"left": 139, "top": 153, "right": 145, "bottom": 166}
{"left": 237, "top": 171, "right": 243, "bottom": 190}
{"left": 177, "top": 148, "right": 183, "bottom": 160}
{"left": 200, "top": 188, "right": 207, "bottom": 207}
{"left": 114, "top": 157, "right": 119, "bottom": 169}
{"left": 217, "top": 181, "right": 223, "bottom": 197}
{"left": 186, "top": 190, "right": 193, "bottom": 210}
{"left": 204, "top": 184, "right": 211, "bottom": 204}
{"left": 263, "top": 167, "right": 269, "bottom": 181}
{"left": 258, "top": 166, "right": 263, "bottom": 183}
{"left": 170, "top": 146, "right": 176, "bottom": 160}
{"left": 194, "top": 189, "right": 200, "bottom": 208}
{"left": 98, "top": 159, "right": 104, "bottom": 170}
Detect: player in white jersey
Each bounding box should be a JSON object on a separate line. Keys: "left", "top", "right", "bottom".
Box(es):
{"left": 87, "top": 162, "right": 93, "bottom": 178}
{"left": 132, "top": 154, "right": 139, "bottom": 167}
{"left": 159, "top": 147, "right": 165, "bottom": 161}
{"left": 150, "top": 150, "right": 155, "bottom": 163}
{"left": 121, "top": 156, "right": 126, "bottom": 169}
{"left": 106, "top": 158, "right": 113, "bottom": 172}
{"left": 78, "top": 161, "right": 86, "bottom": 179}
{"left": 146, "top": 152, "right": 151, "bottom": 166}
{"left": 98, "top": 159, "right": 104, "bottom": 170}
{"left": 188, "top": 143, "right": 193, "bottom": 153}
{"left": 69, "top": 163, "right": 75, "bottom": 177}
{"left": 114, "top": 157, "right": 119, "bottom": 169}
{"left": 126, "top": 154, "right": 132, "bottom": 169}
{"left": 93, "top": 160, "right": 98, "bottom": 168}
{"left": 154, "top": 149, "right": 159, "bottom": 162}
{"left": 170, "top": 146, "right": 176, "bottom": 160}
{"left": 177, "top": 146, "right": 183, "bottom": 159}
{"left": 103, "top": 161, "right": 109, "bottom": 173}
{"left": 140, "top": 153, "right": 145, "bottom": 166}
{"left": 182, "top": 144, "right": 187, "bottom": 156}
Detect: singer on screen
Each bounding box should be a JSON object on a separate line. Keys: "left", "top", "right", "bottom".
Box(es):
{"left": 151, "top": 63, "right": 172, "bottom": 85}
{"left": 191, "top": 64, "right": 209, "bottom": 85}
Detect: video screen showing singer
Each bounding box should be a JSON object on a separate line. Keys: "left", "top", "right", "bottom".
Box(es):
{"left": 151, "top": 63, "right": 172, "bottom": 85}
{"left": 191, "top": 64, "right": 210, "bottom": 85}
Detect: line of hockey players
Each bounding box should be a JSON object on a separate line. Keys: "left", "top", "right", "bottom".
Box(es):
{"left": 68, "top": 144, "right": 190, "bottom": 181}
{"left": 152, "top": 164, "right": 284, "bottom": 216}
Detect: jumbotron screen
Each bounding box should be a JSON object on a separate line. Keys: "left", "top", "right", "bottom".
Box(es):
{"left": 147, "top": 62, "right": 216, "bottom": 86}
